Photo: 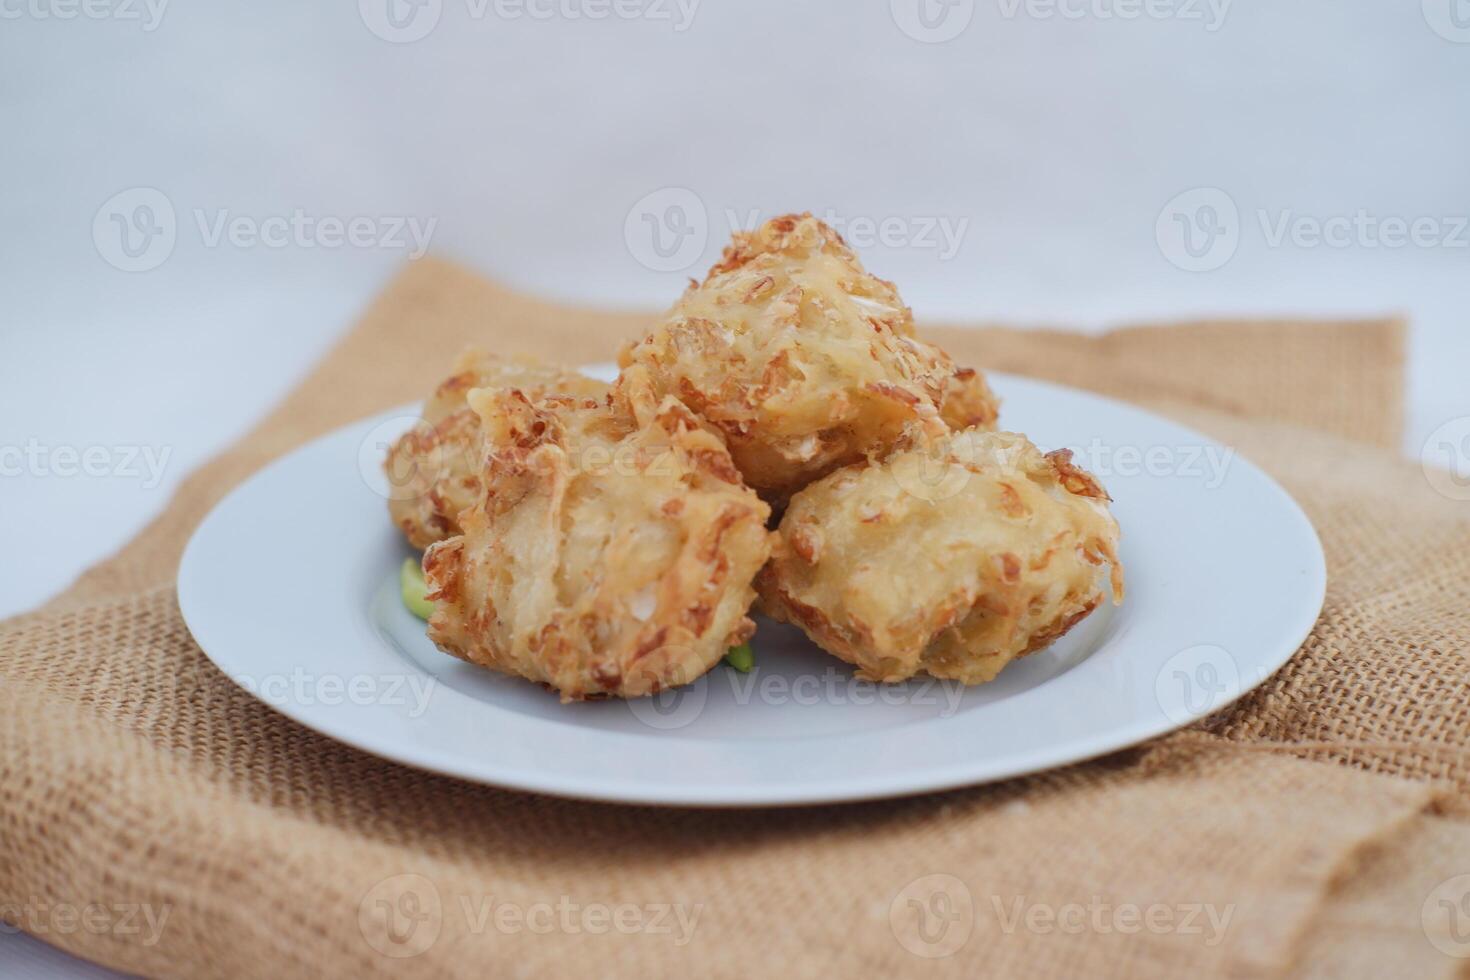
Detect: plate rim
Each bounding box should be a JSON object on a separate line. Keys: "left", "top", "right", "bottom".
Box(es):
{"left": 178, "top": 370, "right": 1327, "bottom": 807}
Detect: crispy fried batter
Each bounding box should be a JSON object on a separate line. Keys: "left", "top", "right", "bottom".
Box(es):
{"left": 617, "top": 213, "right": 998, "bottom": 501}
{"left": 939, "top": 365, "right": 1000, "bottom": 431}
{"left": 422, "top": 380, "right": 772, "bottom": 701}
{"left": 758, "top": 430, "right": 1123, "bottom": 685}
{"left": 385, "top": 350, "right": 608, "bottom": 548}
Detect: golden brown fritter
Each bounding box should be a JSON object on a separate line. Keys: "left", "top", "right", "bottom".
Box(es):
{"left": 385, "top": 350, "right": 608, "bottom": 549}
{"left": 422, "top": 377, "right": 772, "bottom": 701}
{"left": 939, "top": 365, "right": 1001, "bottom": 432}
{"left": 758, "top": 429, "right": 1123, "bottom": 685}
{"left": 616, "top": 213, "right": 997, "bottom": 502}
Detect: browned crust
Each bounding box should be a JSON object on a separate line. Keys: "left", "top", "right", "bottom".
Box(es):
{"left": 1019, "top": 596, "right": 1102, "bottom": 657}
{"left": 1046, "top": 448, "right": 1111, "bottom": 500}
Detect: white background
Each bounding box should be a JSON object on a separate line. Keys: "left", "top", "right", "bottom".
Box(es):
{"left": 2, "top": 1, "right": 1468, "bottom": 974}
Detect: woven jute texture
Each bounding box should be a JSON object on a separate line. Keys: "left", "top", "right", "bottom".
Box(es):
{"left": 3, "top": 259, "right": 1468, "bottom": 979}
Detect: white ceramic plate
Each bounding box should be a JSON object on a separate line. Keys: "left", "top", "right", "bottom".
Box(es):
{"left": 179, "top": 367, "right": 1325, "bottom": 807}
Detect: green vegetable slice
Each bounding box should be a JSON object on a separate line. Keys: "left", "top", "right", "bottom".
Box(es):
{"left": 723, "top": 642, "right": 755, "bottom": 673}
{"left": 400, "top": 557, "right": 435, "bottom": 620}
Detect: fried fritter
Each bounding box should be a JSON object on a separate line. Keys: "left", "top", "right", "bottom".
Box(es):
{"left": 385, "top": 350, "right": 608, "bottom": 548}
{"left": 938, "top": 365, "right": 1001, "bottom": 432}
{"left": 422, "top": 378, "right": 772, "bottom": 701}
{"left": 616, "top": 213, "right": 998, "bottom": 501}
{"left": 758, "top": 429, "right": 1123, "bottom": 685}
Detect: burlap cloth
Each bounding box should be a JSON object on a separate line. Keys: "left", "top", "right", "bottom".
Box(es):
{"left": 3, "top": 259, "right": 1468, "bottom": 979}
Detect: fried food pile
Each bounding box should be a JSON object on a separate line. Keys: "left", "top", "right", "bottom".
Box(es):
{"left": 387, "top": 213, "right": 1121, "bottom": 701}
{"left": 385, "top": 350, "right": 607, "bottom": 549}
{"left": 617, "top": 214, "right": 998, "bottom": 501}
{"left": 421, "top": 381, "right": 770, "bottom": 700}
{"left": 758, "top": 430, "right": 1123, "bottom": 684}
